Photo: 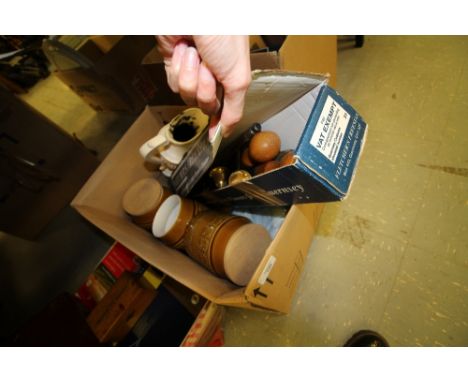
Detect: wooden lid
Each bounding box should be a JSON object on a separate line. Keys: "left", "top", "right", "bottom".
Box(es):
{"left": 223, "top": 224, "right": 271, "bottom": 286}
{"left": 122, "top": 178, "right": 169, "bottom": 219}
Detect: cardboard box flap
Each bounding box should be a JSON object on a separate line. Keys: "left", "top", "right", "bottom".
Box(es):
{"left": 296, "top": 86, "right": 368, "bottom": 195}
{"left": 142, "top": 46, "right": 164, "bottom": 65}
{"left": 215, "top": 289, "right": 249, "bottom": 307}
{"left": 244, "top": 203, "right": 323, "bottom": 313}
{"left": 72, "top": 108, "right": 160, "bottom": 211}
{"left": 250, "top": 51, "right": 280, "bottom": 70}
{"left": 249, "top": 35, "right": 337, "bottom": 85}
{"left": 215, "top": 289, "right": 279, "bottom": 312}
{"left": 72, "top": 105, "right": 184, "bottom": 210}
{"left": 74, "top": 39, "right": 105, "bottom": 64}
{"left": 89, "top": 36, "right": 124, "bottom": 54}
{"left": 222, "top": 70, "right": 328, "bottom": 148}
{"left": 54, "top": 68, "right": 132, "bottom": 112}
{"left": 279, "top": 36, "right": 337, "bottom": 86}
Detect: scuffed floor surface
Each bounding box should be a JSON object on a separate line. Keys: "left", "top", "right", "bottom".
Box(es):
{"left": 223, "top": 36, "right": 468, "bottom": 346}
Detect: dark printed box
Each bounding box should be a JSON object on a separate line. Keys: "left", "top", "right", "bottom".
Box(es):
{"left": 195, "top": 71, "right": 368, "bottom": 207}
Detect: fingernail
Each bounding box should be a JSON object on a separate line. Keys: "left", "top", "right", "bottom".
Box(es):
{"left": 185, "top": 47, "right": 198, "bottom": 70}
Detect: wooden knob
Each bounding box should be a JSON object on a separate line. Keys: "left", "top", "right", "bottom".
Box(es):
{"left": 254, "top": 160, "right": 281, "bottom": 175}
{"left": 279, "top": 150, "right": 295, "bottom": 167}
{"left": 249, "top": 131, "right": 281, "bottom": 163}
{"left": 241, "top": 148, "right": 255, "bottom": 168}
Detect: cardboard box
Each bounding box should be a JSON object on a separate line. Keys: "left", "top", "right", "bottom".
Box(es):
{"left": 134, "top": 47, "right": 186, "bottom": 107}
{"left": 88, "top": 36, "right": 124, "bottom": 54}
{"left": 0, "top": 87, "right": 98, "bottom": 239}
{"left": 72, "top": 37, "right": 340, "bottom": 313}
{"left": 181, "top": 300, "right": 224, "bottom": 347}
{"left": 249, "top": 35, "right": 337, "bottom": 86}
{"left": 49, "top": 36, "right": 156, "bottom": 113}
{"left": 72, "top": 77, "right": 328, "bottom": 312}
{"left": 195, "top": 71, "right": 367, "bottom": 207}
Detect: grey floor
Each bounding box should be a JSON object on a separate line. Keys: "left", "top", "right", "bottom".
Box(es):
{"left": 1, "top": 36, "right": 467, "bottom": 345}
{"left": 224, "top": 36, "right": 468, "bottom": 346}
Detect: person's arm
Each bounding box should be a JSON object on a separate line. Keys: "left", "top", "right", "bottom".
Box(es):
{"left": 156, "top": 35, "right": 251, "bottom": 138}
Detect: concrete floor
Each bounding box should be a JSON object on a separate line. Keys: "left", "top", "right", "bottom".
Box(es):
{"left": 223, "top": 36, "right": 468, "bottom": 346}
{"left": 1, "top": 36, "right": 467, "bottom": 345}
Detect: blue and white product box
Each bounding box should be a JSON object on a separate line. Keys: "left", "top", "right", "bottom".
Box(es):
{"left": 195, "top": 71, "right": 368, "bottom": 207}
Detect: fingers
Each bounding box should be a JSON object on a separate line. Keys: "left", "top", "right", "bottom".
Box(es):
{"left": 158, "top": 35, "right": 252, "bottom": 138}
{"left": 196, "top": 62, "right": 220, "bottom": 116}
{"left": 163, "top": 39, "right": 188, "bottom": 93}
{"left": 171, "top": 48, "right": 221, "bottom": 117}
{"left": 178, "top": 46, "right": 200, "bottom": 106}
{"left": 207, "top": 79, "right": 250, "bottom": 140}
{"left": 219, "top": 74, "right": 251, "bottom": 137}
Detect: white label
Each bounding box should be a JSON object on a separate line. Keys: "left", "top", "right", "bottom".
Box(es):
{"left": 258, "top": 256, "right": 276, "bottom": 285}
{"left": 310, "top": 96, "right": 350, "bottom": 163}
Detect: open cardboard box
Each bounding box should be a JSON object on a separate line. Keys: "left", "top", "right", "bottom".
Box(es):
{"left": 71, "top": 36, "right": 344, "bottom": 314}
{"left": 73, "top": 73, "right": 342, "bottom": 313}
{"left": 72, "top": 67, "right": 367, "bottom": 313}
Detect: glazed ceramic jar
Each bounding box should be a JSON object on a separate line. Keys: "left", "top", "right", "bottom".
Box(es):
{"left": 152, "top": 194, "right": 206, "bottom": 249}
{"left": 122, "top": 178, "right": 171, "bottom": 229}
{"left": 184, "top": 211, "right": 271, "bottom": 286}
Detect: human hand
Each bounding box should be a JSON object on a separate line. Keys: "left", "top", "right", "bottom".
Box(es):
{"left": 156, "top": 35, "right": 251, "bottom": 138}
